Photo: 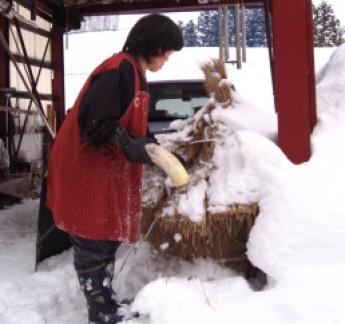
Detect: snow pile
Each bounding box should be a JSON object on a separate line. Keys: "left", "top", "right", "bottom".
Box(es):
{"left": 246, "top": 44, "right": 345, "bottom": 280}
{"left": 131, "top": 44, "right": 345, "bottom": 323}
{"left": 313, "top": 44, "right": 345, "bottom": 157}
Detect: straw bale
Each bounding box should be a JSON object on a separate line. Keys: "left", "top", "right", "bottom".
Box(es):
{"left": 141, "top": 58, "right": 259, "bottom": 274}
{"left": 141, "top": 203, "right": 259, "bottom": 270}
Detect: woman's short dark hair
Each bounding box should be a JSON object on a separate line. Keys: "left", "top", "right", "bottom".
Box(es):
{"left": 123, "top": 14, "right": 183, "bottom": 62}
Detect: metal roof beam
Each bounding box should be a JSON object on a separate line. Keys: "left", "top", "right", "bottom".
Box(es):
{"left": 64, "top": 0, "right": 263, "bottom": 16}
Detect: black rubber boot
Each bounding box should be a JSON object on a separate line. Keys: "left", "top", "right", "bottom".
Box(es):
{"left": 76, "top": 262, "right": 123, "bottom": 324}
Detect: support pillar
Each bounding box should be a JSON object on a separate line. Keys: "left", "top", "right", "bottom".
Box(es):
{"left": 51, "top": 26, "right": 65, "bottom": 130}
{"left": 0, "top": 16, "right": 9, "bottom": 142}
{"left": 271, "top": 0, "right": 317, "bottom": 164}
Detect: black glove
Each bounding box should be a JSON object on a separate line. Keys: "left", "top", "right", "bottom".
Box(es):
{"left": 146, "top": 129, "right": 159, "bottom": 144}
{"left": 111, "top": 128, "right": 156, "bottom": 165}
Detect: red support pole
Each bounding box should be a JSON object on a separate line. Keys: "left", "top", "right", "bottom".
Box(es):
{"left": 305, "top": 0, "right": 317, "bottom": 129}
{"left": 271, "top": 0, "right": 317, "bottom": 164}
{"left": 51, "top": 26, "right": 65, "bottom": 130}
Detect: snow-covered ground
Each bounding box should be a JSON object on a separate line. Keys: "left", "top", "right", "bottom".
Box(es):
{"left": 1, "top": 30, "right": 344, "bottom": 323}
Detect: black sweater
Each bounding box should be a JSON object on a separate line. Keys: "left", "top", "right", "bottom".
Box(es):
{"left": 78, "top": 58, "right": 147, "bottom": 146}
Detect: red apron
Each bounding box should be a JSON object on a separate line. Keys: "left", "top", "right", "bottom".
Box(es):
{"left": 47, "top": 52, "right": 148, "bottom": 243}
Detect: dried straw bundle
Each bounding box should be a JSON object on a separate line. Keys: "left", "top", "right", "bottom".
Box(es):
{"left": 179, "top": 59, "right": 234, "bottom": 165}
{"left": 200, "top": 58, "right": 232, "bottom": 107}
{"left": 141, "top": 204, "right": 258, "bottom": 269}
{"left": 141, "top": 59, "right": 259, "bottom": 273}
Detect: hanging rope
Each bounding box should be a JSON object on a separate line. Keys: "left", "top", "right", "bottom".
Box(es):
{"left": 114, "top": 212, "right": 161, "bottom": 282}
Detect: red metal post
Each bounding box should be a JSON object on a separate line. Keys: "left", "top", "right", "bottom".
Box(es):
{"left": 271, "top": 0, "right": 317, "bottom": 164}
{"left": 305, "top": 0, "right": 317, "bottom": 129}
{"left": 51, "top": 26, "right": 65, "bottom": 130}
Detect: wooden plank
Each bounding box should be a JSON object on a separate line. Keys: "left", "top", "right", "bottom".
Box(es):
{"left": 0, "top": 17, "right": 9, "bottom": 103}
{"left": 51, "top": 26, "right": 65, "bottom": 130}
{"left": 0, "top": 173, "right": 32, "bottom": 198}
{"left": 9, "top": 19, "right": 51, "bottom": 38}
{"left": 0, "top": 17, "right": 10, "bottom": 145}
{"left": 76, "top": 0, "right": 264, "bottom": 15}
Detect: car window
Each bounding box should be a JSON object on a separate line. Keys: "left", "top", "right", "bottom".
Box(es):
{"left": 155, "top": 97, "right": 208, "bottom": 119}
{"left": 149, "top": 81, "right": 209, "bottom": 123}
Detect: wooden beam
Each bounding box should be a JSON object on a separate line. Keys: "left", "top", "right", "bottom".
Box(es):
{"left": 77, "top": 0, "right": 264, "bottom": 15}
{"left": 271, "top": 0, "right": 316, "bottom": 164}
{"left": 9, "top": 19, "right": 51, "bottom": 38}
{"left": 12, "top": 54, "right": 53, "bottom": 70}
{"left": 17, "top": 0, "right": 55, "bottom": 21}
{"left": 0, "top": 16, "right": 9, "bottom": 142}
{"left": 51, "top": 26, "right": 65, "bottom": 129}
{"left": 0, "top": 16, "right": 9, "bottom": 104}
{"left": 0, "top": 172, "right": 32, "bottom": 199}
{"left": 5, "top": 90, "right": 53, "bottom": 101}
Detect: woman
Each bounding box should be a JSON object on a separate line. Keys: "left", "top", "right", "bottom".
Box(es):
{"left": 47, "top": 14, "right": 183, "bottom": 324}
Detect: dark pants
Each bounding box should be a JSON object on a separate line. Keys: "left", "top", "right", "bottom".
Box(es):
{"left": 70, "top": 235, "right": 122, "bottom": 324}
{"left": 70, "top": 235, "right": 120, "bottom": 271}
